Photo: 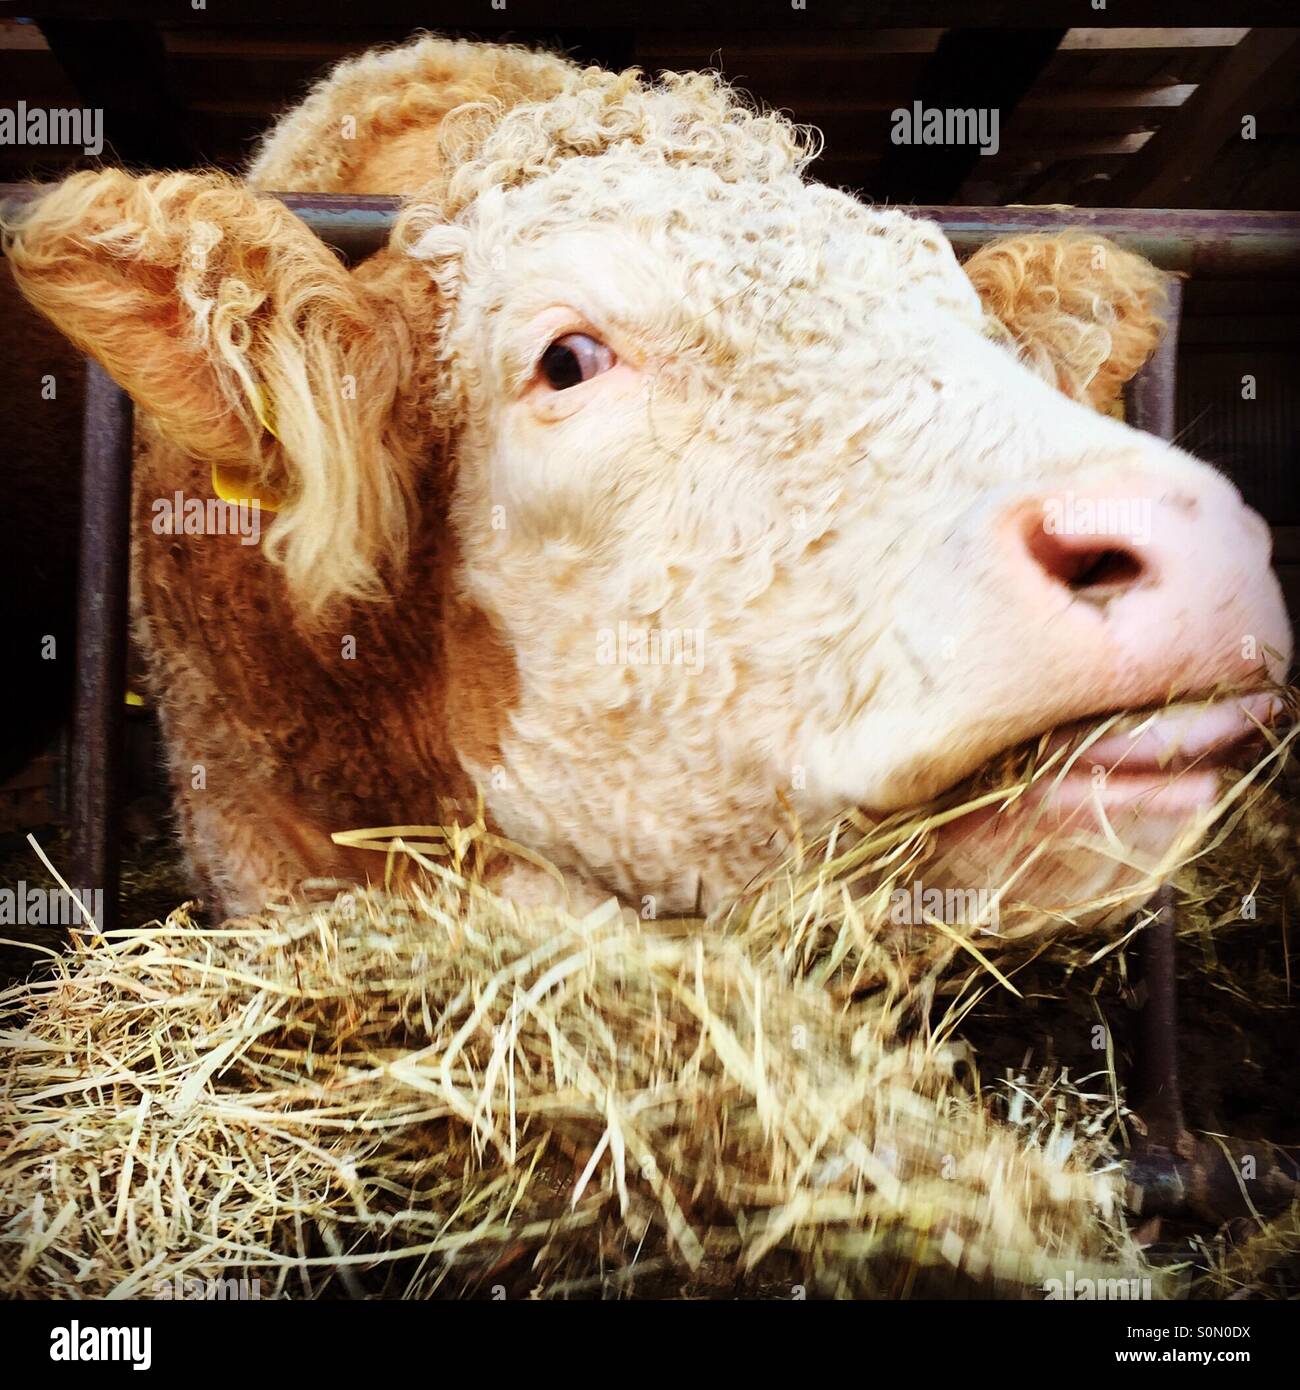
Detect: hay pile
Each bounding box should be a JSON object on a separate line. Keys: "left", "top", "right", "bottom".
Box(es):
{"left": 0, "top": 698, "right": 1295, "bottom": 1299}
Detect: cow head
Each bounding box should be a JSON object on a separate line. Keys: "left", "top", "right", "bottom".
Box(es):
{"left": 5, "top": 40, "right": 1291, "bottom": 919}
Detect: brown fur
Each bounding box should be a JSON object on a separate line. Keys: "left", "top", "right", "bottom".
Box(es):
{"left": 1, "top": 41, "right": 558, "bottom": 912}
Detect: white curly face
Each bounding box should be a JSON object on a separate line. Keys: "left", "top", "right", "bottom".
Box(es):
{"left": 416, "top": 157, "right": 1288, "bottom": 912}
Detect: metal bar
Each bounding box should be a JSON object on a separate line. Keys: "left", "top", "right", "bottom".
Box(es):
{"left": 3, "top": 186, "right": 1300, "bottom": 275}
{"left": 260, "top": 193, "right": 404, "bottom": 266}
{"left": 69, "top": 361, "right": 133, "bottom": 937}
{"left": 916, "top": 208, "right": 1300, "bottom": 278}
{"left": 1131, "top": 885, "right": 1188, "bottom": 1150}
{"left": 1126, "top": 1135, "right": 1300, "bottom": 1223}
{"left": 1127, "top": 275, "right": 1184, "bottom": 442}
{"left": 1124, "top": 278, "right": 1189, "bottom": 1161}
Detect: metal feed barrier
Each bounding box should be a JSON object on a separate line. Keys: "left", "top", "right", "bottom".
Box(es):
{"left": 3, "top": 188, "right": 1299, "bottom": 1225}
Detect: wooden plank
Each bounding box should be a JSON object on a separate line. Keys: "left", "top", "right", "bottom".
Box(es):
{"left": 855, "top": 132, "right": 1154, "bottom": 177}
{"left": 982, "top": 132, "right": 1155, "bottom": 162}
{"left": 793, "top": 86, "right": 1193, "bottom": 114}
{"left": 1019, "top": 83, "right": 1196, "bottom": 109}
{"left": 1059, "top": 28, "right": 1249, "bottom": 50}
{"left": 1043, "top": 46, "right": 1225, "bottom": 92}
{"left": 986, "top": 108, "right": 1168, "bottom": 136}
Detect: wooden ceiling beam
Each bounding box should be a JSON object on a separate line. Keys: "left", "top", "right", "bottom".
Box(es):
{"left": 1020, "top": 84, "right": 1196, "bottom": 109}
{"left": 38, "top": 18, "right": 201, "bottom": 169}
{"left": 1090, "top": 27, "right": 1300, "bottom": 206}
{"left": 870, "top": 27, "right": 1065, "bottom": 203}
{"left": 985, "top": 132, "right": 1155, "bottom": 160}
{"left": 799, "top": 85, "right": 1195, "bottom": 114}
{"left": 826, "top": 133, "right": 1155, "bottom": 167}
{"left": 1059, "top": 28, "right": 1249, "bottom": 50}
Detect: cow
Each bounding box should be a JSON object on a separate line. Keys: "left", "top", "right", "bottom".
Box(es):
{"left": 3, "top": 37, "right": 1290, "bottom": 922}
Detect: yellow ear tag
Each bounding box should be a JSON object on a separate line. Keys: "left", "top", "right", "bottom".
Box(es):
{"left": 211, "top": 460, "right": 283, "bottom": 513}
{"left": 210, "top": 387, "right": 283, "bottom": 512}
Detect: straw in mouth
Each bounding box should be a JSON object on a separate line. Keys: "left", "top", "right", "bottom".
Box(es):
{"left": 1027, "top": 692, "right": 1286, "bottom": 820}
{"left": 1043, "top": 691, "right": 1283, "bottom": 775}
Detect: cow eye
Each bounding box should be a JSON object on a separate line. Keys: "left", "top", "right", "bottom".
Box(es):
{"left": 539, "top": 333, "right": 615, "bottom": 390}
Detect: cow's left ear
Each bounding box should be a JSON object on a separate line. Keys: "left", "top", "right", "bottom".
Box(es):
{"left": 963, "top": 232, "right": 1168, "bottom": 412}
{"left": 3, "top": 169, "right": 441, "bottom": 620}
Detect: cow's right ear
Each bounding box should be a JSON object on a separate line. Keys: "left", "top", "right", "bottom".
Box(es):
{"left": 2, "top": 169, "right": 432, "bottom": 616}
{"left": 963, "top": 232, "right": 1167, "bottom": 413}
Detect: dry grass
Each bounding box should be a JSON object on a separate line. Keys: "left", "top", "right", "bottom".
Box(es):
{"left": 0, "top": 693, "right": 1295, "bottom": 1299}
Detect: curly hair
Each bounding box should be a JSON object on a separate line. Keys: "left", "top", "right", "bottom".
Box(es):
{"left": 248, "top": 34, "right": 818, "bottom": 207}
{"left": 964, "top": 231, "right": 1168, "bottom": 411}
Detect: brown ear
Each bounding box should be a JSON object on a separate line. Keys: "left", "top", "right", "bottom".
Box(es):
{"left": 963, "top": 232, "right": 1167, "bottom": 413}
{"left": 2, "top": 168, "right": 433, "bottom": 613}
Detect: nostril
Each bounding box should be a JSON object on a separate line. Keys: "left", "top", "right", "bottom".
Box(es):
{"left": 1061, "top": 547, "right": 1145, "bottom": 592}
{"left": 1023, "top": 523, "right": 1148, "bottom": 599}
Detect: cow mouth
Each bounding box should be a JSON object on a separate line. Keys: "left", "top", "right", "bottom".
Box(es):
{"left": 955, "top": 691, "right": 1290, "bottom": 831}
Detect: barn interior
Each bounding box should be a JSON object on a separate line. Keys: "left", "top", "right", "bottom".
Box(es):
{"left": 0, "top": 7, "right": 1298, "bottom": 1301}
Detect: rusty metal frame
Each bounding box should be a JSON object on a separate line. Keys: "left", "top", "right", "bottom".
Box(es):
{"left": 69, "top": 362, "right": 134, "bottom": 931}
{"left": 3, "top": 190, "right": 1299, "bottom": 1219}
{"left": 1119, "top": 284, "right": 1192, "bottom": 1172}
